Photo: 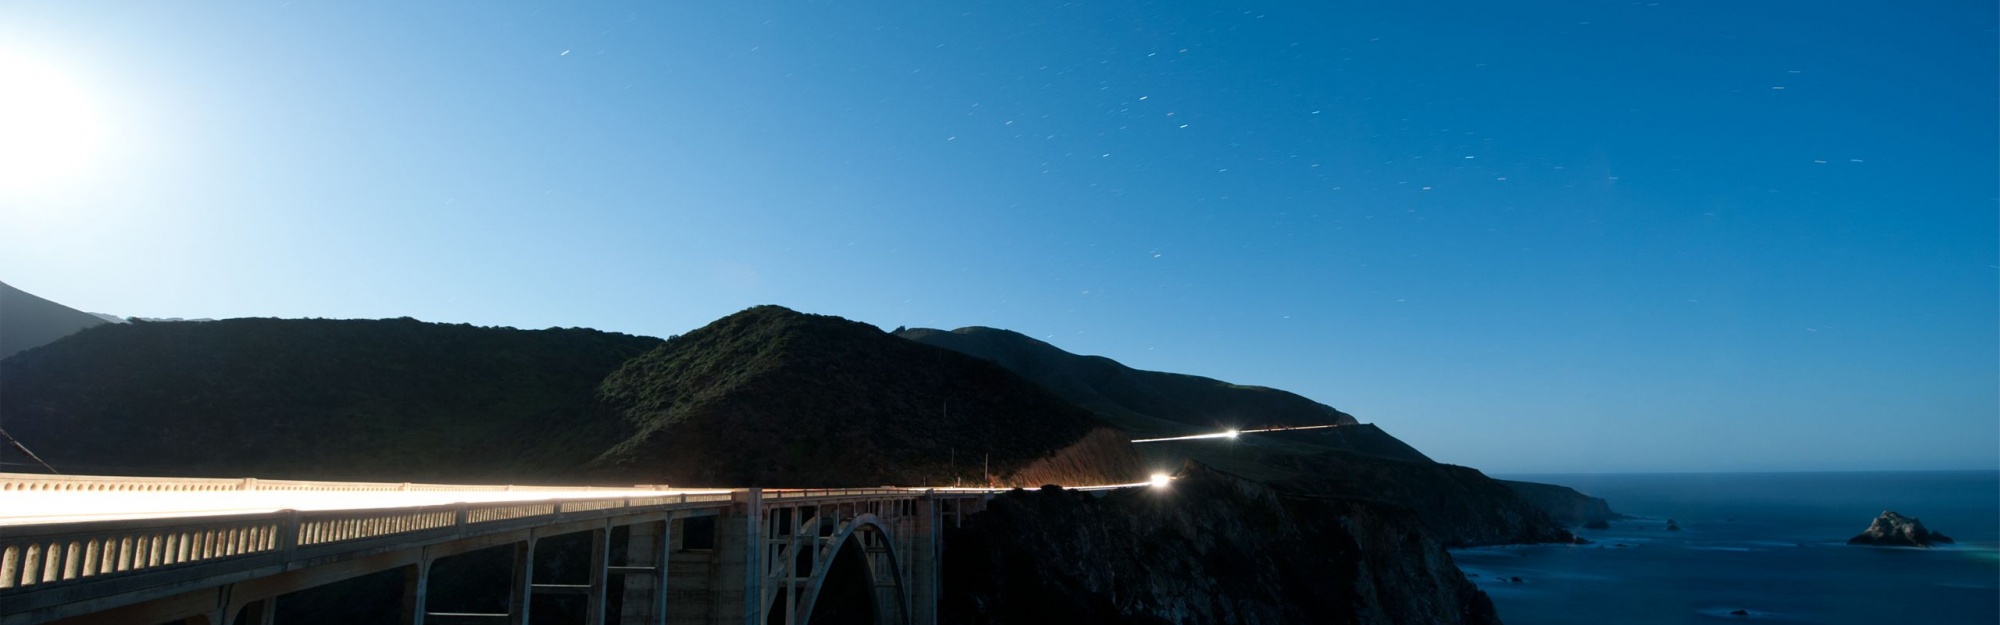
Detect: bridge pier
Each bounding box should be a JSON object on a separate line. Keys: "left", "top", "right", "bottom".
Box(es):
{"left": 401, "top": 560, "right": 430, "bottom": 625}
{"left": 586, "top": 527, "right": 610, "bottom": 625}
{"left": 508, "top": 540, "right": 534, "bottom": 625}
{"left": 617, "top": 520, "right": 673, "bottom": 625}
{"left": 906, "top": 497, "right": 940, "bottom": 625}
{"left": 710, "top": 489, "right": 762, "bottom": 625}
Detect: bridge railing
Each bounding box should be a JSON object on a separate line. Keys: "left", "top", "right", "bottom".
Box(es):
{"left": 0, "top": 472, "right": 670, "bottom": 493}
{"left": 0, "top": 491, "right": 737, "bottom": 592}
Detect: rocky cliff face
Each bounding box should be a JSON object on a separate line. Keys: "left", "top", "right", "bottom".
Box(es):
{"left": 1498, "top": 480, "right": 1624, "bottom": 527}
{"left": 1848, "top": 511, "right": 1955, "bottom": 547}
{"left": 1262, "top": 452, "right": 1573, "bottom": 547}
{"left": 941, "top": 463, "right": 1501, "bottom": 625}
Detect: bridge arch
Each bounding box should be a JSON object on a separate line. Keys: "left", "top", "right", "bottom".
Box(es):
{"left": 790, "top": 512, "right": 908, "bottom": 625}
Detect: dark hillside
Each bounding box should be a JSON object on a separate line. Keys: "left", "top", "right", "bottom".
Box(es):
{"left": 897, "top": 326, "right": 1356, "bottom": 435}
{"left": 1266, "top": 451, "right": 1575, "bottom": 546}
{"left": 591, "top": 306, "right": 1141, "bottom": 487}
{"left": 900, "top": 325, "right": 1575, "bottom": 546}
{"left": 941, "top": 463, "right": 1501, "bottom": 625}
{"left": 1500, "top": 480, "right": 1626, "bottom": 527}
{"left": 0, "top": 280, "right": 111, "bottom": 360}
{"left": 0, "top": 317, "right": 661, "bottom": 480}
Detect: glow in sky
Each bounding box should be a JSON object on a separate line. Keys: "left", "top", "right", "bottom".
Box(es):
{"left": 0, "top": 1, "right": 1993, "bottom": 473}
{"left": 0, "top": 52, "right": 106, "bottom": 193}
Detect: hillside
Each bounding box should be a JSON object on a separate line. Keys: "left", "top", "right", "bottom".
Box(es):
{"left": 896, "top": 326, "right": 1357, "bottom": 435}
{"left": 591, "top": 306, "right": 1142, "bottom": 487}
{"left": 0, "top": 317, "right": 662, "bottom": 479}
{"left": 943, "top": 463, "right": 1501, "bottom": 625}
{"left": 899, "top": 324, "right": 1578, "bottom": 545}
{"left": 0, "top": 280, "right": 112, "bottom": 360}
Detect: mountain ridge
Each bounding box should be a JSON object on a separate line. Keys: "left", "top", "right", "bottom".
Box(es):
{"left": 0, "top": 280, "right": 112, "bottom": 360}
{"left": 896, "top": 325, "right": 1357, "bottom": 435}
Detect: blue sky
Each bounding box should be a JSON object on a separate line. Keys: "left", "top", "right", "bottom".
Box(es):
{"left": 2, "top": 1, "right": 1993, "bottom": 472}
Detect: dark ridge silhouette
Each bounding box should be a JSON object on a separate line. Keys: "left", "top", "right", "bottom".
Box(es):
{"left": 590, "top": 306, "right": 1141, "bottom": 487}
{"left": 0, "top": 317, "right": 663, "bottom": 480}
{"left": 0, "top": 307, "right": 1141, "bottom": 488}
{"left": 0, "top": 280, "right": 112, "bottom": 360}
{"left": 897, "top": 326, "right": 1356, "bottom": 435}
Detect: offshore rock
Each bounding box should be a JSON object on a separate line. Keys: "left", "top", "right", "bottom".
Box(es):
{"left": 1847, "top": 511, "right": 1954, "bottom": 547}
{"left": 940, "top": 462, "right": 1501, "bottom": 625}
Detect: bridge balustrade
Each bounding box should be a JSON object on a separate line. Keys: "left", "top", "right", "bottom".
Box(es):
{"left": 0, "top": 474, "right": 1005, "bottom": 625}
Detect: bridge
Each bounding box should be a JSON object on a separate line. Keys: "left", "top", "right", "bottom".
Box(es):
{"left": 0, "top": 473, "right": 1137, "bottom": 625}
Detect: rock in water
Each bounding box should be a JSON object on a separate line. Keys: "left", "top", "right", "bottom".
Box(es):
{"left": 1847, "top": 511, "right": 1955, "bottom": 547}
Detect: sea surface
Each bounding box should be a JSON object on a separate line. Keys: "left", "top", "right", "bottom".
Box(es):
{"left": 1456, "top": 471, "right": 1999, "bottom": 625}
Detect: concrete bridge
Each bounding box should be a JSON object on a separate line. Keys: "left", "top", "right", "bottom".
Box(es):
{"left": 0, "top": 473, "right": 1078, "bottom": 625}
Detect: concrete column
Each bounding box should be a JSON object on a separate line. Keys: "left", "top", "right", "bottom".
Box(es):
{"left": 907, "top": 496, "right": 941, "bottom": 625}
{"left": 584, "top": 527, "right": 610, "bottom": 625}
{"left": 243, "top": 598, "right": 278, "bottom": 625}
{"left": 742, "top": 489, "right": 764, "bottom": 625}
{"left": 401, "top": 561, "right": 430, "bottom": 625}
{"left": 620, "top": 519, "right": 674, "bottom": 625}
{"left": 508, "top": 539, "right": 535, "bottom": 625}
{"left": 714, "top": 489, "right": 765, "bottom": 625}
{"left": 667, "top": 516, "right": 720, "bottom": 625}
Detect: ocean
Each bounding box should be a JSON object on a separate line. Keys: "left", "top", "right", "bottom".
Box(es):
{"left": 1455, "top": 471, "right": 1999, "bottom": 625}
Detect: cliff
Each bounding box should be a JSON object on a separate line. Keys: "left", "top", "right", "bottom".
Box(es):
{"left": 941, "top": 463, "right": 1501, "bottom": 625}
{"left": 1499, "top": 480, "right": 1625, "bottom": 527}
{"left": 1264, "top": 452, "right": 1573, "bottom": 547}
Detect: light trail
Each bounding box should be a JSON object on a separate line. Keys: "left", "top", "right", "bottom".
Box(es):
{"left": 916, "top": 476, "right": 1170, "bottom": 493}
{"left": 1236, "top": 423, "right": 1342, "bottom": 435}
{"left": 1129, "top": 423, "right": 1344, "bottom": 444}
{"left": 0, "top": 487, "right": 731, "bottom": 527}
{"left": 1, "top": 477, "right": 1174, "bottom": 526}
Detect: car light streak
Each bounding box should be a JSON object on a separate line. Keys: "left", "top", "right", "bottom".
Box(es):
{"left": 1129, "top": 423, "right": 1343, "bottom": 444}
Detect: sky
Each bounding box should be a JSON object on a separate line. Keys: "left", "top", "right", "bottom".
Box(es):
{"left": 1, "top": 1, "right": 1993, "bottom": 473}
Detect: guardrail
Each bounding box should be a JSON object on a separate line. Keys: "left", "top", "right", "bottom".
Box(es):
{"left": 0, "top": 473, "right": 669, "bottom": 493}
{"left": 0, "top": 474, "right": 1027, "bottom": 599}
{"left": 0, "top": 491, "right": 739, "bottom": 592}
